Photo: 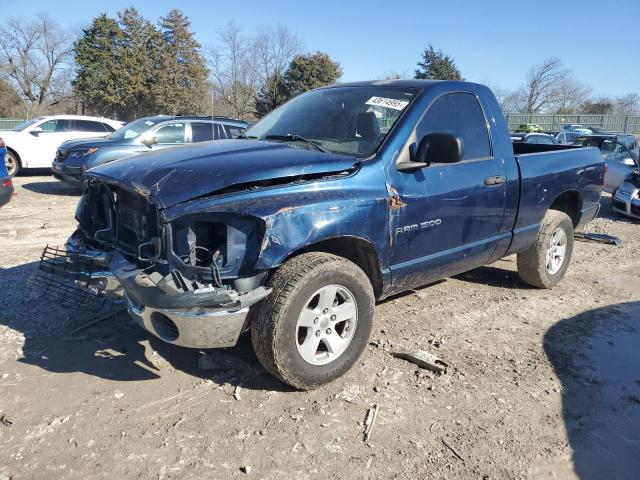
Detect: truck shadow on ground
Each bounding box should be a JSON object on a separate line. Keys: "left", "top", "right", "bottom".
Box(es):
{"left": 544, "top": 301, "right": 640, "bottom": 479}
{"left": 0, "top": 261, "right": 290, "bottom": 392}
{"left": 21, "top": 181, "right": 83, "bottom": 197}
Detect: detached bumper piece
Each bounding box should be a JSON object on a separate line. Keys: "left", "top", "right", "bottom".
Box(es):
{"left": 39, "top": 243, "right": 271, "bottom": 349}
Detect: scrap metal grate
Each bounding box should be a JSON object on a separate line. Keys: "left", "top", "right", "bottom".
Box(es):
{"left": 30, "top": 245, "right": 106, "bottom": 312}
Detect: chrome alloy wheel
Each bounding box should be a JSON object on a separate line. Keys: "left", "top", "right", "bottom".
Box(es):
{"left": 546, "top": 227, "right": 567, "bottom": 274}
{"left": 295, "top": 285, "right": 358, "bottom": 366}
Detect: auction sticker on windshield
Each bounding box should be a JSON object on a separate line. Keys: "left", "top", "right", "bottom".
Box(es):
{"left": 366, "top": 96, "right": 409, "bottom": 111}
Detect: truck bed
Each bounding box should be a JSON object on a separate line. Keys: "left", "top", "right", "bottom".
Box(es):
{"left": 507, "top": 143, "right": 604, "bottom": 254}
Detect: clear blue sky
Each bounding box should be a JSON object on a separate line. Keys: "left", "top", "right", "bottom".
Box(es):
{"left": 7, "top": 0, "right": 640, "bottom": 96}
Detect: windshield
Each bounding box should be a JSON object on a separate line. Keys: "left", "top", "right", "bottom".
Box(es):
{"left": 107, "top": 117, "right": 162, "bottom": 141}
{"left": 246, "top": 86, "right": 418, "bottom": 157}
{"left": 10, "top": 118, "right": 44, "bottom": 132}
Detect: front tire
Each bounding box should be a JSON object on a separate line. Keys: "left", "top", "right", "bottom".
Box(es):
{"left": 5, "top": 151, "right": 20, "bottom": 177}
{"left": 251, "top": 252, "right": 375, "bottom": 390}
{"left": 517, "top": 210, "right": 574, "bottom": 288}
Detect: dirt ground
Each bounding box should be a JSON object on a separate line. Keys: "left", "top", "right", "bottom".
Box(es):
{"left": 1, "top": 173, "right": 639, "bottom": 480}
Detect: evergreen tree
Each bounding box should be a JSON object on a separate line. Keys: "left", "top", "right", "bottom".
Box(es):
{"left": 283, "top": 52, "right": 342, "bottom": 99}
{"left": 73, "top": 13, "right": 123, "bottom": 117}
{"left": 254, "top": 71, "right": 289, "bottom": 118}
{"left": 117, "top": 8, "right": 160, "bottom": 119}
{"left": 155, "top": 9, "right": 208, "bottom": 115}
{"left": 414, "top": 45, "right": 463, "bottom": 80}
{"left": 0, "top": 78, "right": 25, "bottom": 117}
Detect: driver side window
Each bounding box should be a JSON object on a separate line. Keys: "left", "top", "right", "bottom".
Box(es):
{"left": 415, "top": 93, "right": 491, "bottom": 162}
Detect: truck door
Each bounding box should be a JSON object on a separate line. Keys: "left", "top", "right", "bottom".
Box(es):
{"left": 387, "top": 92, "right": 507, "bottom": 292}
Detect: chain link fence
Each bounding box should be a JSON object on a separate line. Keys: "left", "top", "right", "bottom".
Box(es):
{"left": 505, "top": 114, "right": 640, "bottom": 134}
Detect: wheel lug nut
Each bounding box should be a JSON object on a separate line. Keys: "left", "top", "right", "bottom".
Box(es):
{"left": 345, "top": 326, "right": 350, "bottom": 331}
{"left": 315, "top": 330, "right": 321, "bottom": 337}
{"left": 330, "top": 315, "right": 336, "bottom": 321}
{"left": 326, "top": 328, "right": 332, "bottom": 335}
{"left": 323, "top": 308, "right": 329, "bottom": 314}
{"left": 313, "top": 318, "right": 318, "bottom": 324}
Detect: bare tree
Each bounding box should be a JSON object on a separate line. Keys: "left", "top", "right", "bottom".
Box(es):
{"left": 206, "top": 22, "right": 259, "bottom": 120}
{"left": 0, "top": 14, "right": 73, "bottom": 112}
{"left": 553, "top": 77, "right": 591, "bottom": 114}
{"left": 614, "top": 93, "right": 640, "bottom": 114}
{"left": 519, "top": 57, "right": 566, "bottom": 114}
{"left": 253, "top": 25, "right": 301, "bottom": 106}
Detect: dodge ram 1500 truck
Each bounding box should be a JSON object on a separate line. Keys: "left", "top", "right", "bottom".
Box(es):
{"left": 44, "top": 80, "right": 604, "bottom": 389}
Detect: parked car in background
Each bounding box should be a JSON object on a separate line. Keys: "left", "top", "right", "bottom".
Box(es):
{"left": 52, "top": 116, "right": 249, "bottom": 186}
{"left": 587, "top": 126, "right": 611, "bottom": 134}
{"left": 556, "top": 131, "right": 583, "bottom": 145}
{"left": 0, "top": 115, "right": 123, "bottom": 176}
{"left": 611, "top": 169, "right": 640, "bottom": 220}
{"left": 516, "top": 123, "right": 544, "bottom": 133}
{"left": 575, "top": 134, "right": 639, "bottom": 192}
{"left": 47, "top": 80, "right": 604, "bottom": 389}
{"left": 511, "top": 132, "right": 557, "bottom": 144}
{"left": 0, "top": 137, "right": 14, "bottom": 208}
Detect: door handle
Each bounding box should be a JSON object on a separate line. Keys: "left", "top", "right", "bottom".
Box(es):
{"left": 484, "top": 175, "right": 506, "bottom": 186}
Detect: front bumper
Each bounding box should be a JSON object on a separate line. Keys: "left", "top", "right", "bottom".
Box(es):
{"left": 51, "top": 161, "right": 85, "bottom": 186}
{"left": 42, "top": 240, "right": 271, "bottom": 348}
{"left": 612, "top": 188, "right": 640, "bottom": 220}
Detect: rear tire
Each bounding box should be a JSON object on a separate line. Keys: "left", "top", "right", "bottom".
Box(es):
{"left": 5, "top": 151, "right": 20, "bottom": 177}
{"left": 517, "top": 210, "right": 574, "bottom": 288}
{"left": 250, "top": 252, "right": 375, "bottom": 390}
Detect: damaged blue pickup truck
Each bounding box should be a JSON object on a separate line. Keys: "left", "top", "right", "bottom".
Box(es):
{"left": 47, "top": 80, "right": 604, "bottom": 389}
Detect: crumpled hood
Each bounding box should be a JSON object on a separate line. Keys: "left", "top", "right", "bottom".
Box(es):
{"left": 60, "top": 137, "right": 120, "bottom": 150}
{"left": 85, "top": 140, "right": 359, "bottom": 208}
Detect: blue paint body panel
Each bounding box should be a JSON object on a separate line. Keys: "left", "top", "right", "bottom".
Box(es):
{"left": 85, "top": 80, "right": 605, "bottom": 299}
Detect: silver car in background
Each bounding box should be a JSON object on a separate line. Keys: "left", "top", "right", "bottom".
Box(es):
{"left": 575, "top": 135, "right": 639, "bottom": 193}
{"left": 612, "top": 170, "right": 640, "bottom": 220}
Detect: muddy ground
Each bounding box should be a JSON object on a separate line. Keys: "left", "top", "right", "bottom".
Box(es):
{"left": 1, "top": 173, "right": 639, "bottom": 480}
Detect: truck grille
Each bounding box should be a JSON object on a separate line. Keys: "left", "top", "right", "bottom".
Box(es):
{"left": 632, "top": 204, "right": 640, "bottom": 216}
{"left": 81, "top": 183, "right": 159, "bottom": 260}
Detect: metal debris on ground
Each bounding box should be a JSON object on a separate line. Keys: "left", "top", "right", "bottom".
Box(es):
{"left": 442, "top": 438, "right": 466, "bottom": 462}
{"left": 69, "top": 307, "right": 127, "bottom": 335}
{"left": 392, "top": 350, "right": 448, "bottom": 374}
{"left": 234, "top": 385, "right": 241, "bottom": 401}
{"left": 240, "top": 465, "right": 251, "bottom": 474}
{"left": 363, "top": 404, "right": 379, "bottom": 442}
{"left": 0, "top": 414, "right": 12, "bottom": 427}
{"left": 574, "top": 231, "right": 622, "bottom": 246}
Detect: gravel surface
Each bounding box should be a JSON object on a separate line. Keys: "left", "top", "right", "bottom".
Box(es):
{"left": 1, "top": 174, "right": 639, "bottom": 479}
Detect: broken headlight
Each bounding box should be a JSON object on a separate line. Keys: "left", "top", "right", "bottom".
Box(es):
{"left": 167, "top": 214, "right": 265, "bottom": 284}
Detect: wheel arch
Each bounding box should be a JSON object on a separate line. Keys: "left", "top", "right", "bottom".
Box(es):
{"left": 549, "top": 190, "right": 582, "bottom": 227}
{"left": 5, "top": 146, "right": 22, "bottom": 165}
{"left": 282, "top": 236, "right": 384, "bottom": 299}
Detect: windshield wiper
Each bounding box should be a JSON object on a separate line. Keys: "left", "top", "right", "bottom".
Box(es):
{"left": 265, "top": 134, "right": 330, "bottom": 153}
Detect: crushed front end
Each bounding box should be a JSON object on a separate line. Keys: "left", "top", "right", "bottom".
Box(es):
{"left": 43, "top": 180, "right": 270, "bottom": 348}
{"left": 612, "top": 170, "right": 640, "bottom": 220}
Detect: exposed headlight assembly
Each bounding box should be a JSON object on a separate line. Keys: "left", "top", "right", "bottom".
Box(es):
{"left": 69, "top": 147, "right": 99, "bottom": 158}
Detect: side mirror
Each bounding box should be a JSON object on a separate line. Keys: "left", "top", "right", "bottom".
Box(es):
{"left": 397, "top": 133, "right": 463, "bottom": 172}
{"left": 622, "top": 157, "right": 637, "bottom": 167}
{"left": 30, "top": 127, "right": 44, "bottom": 136}
{"left": 142, "top": 135, "right": 157, "bottom": 147}
{"left": 416, "top": 133, "right": 463, "bottom": 165}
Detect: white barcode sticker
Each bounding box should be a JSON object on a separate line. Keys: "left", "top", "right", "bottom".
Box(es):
{"left": 365, "top": 96, "right": 409, "bottom": 111}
